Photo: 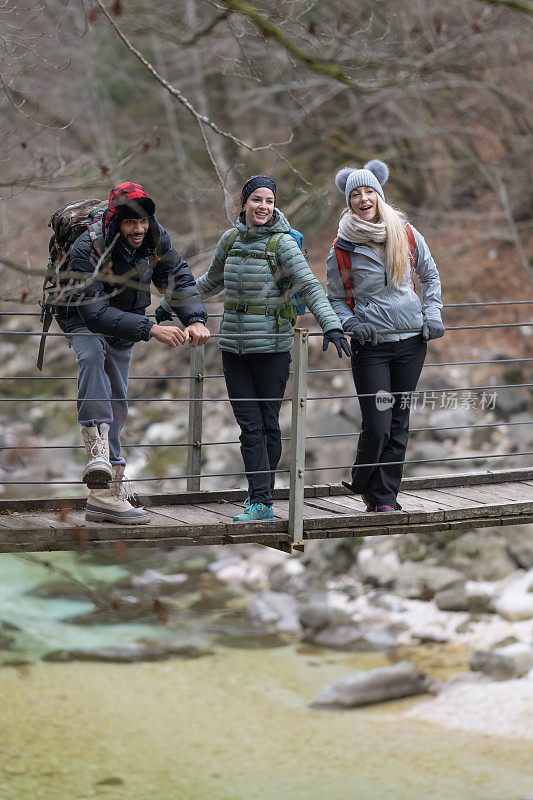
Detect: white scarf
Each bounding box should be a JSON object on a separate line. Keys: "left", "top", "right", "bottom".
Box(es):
{"left": 338, "top": 210, "right": 387, "bottom": 245}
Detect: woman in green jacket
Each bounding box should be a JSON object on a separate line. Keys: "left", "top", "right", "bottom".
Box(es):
{"left": 197, "top": 176, "right": 350, "bottom": 521}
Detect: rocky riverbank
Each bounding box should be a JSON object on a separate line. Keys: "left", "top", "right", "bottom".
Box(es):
{"left": 2, "top": 520, "right": 532, "bottom": 746}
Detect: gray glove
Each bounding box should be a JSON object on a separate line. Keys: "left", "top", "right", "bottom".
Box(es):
{"left": 422, "top": 319, "right": 445, "bottom": 341}
{"left": 322, "top": 329, "right": 352, "bottom": 358}
{"left": 343, "top": 318, "right": 383, "bottom": 346}
{"left": 155, "top": 304, "right": 173, "bottom": 324}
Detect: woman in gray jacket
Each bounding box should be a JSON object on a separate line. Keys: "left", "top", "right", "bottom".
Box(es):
{"left": 197, "top": 175, "right": 350, "bottom": 522}
{"left": 327, "top": 160, "right": 444, "bottom": 512}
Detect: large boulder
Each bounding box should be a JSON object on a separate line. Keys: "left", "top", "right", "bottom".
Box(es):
{"left": 393, "top": 562, "right": 465, "bottom": 599}
{"left": 504, "top": 525, "right": 533, "bottom": 570}
{"left": 299, "top": 602, "right": 352, "bottom": 633}
{"left": 493, "top": 389, "right": 531, "bottom": 420}
{"left": 438, "top": 531, "right": 517, "bottom": 581}
{"left": 470, "top": 643, "right": 533, "bottom": 680}
{"left": 269, "top": 559, "right": 307, "bottom": 595}
{"left": 356, "top": 551, "right": 400, "bottom": 588}
{"left": 248, "top": 591, "right": 301, "bottom": 633}
{"left": 313, "top": 661, "right": 430, "bottom": 708}
{"left": 310, "top": 624, "right": 399, "bottom": 652}
{"left": 435, "top": 585, "right": 469, "bottom": 612}
{"left": 430, "top": 407, "right": 476, "bottom": 442}
{"left": 299, "top": 601, "right": 399, "bottom": 651}
{"left": 494, "top": 570, "right": 533, "bottom": 621}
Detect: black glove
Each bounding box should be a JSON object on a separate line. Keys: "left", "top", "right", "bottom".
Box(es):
{"left": 322, "top": 329, "right": 352, "bottom": 358}
{"left": 155, "top": 304, "right": 173, "bottom": 324}
{"left": 422, "top": 319, "right": 445, "bottom": 341}
{"left": 343, "top": 318, "right": 383, "bottom": 346}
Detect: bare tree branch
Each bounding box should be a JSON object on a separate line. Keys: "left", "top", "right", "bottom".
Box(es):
{"left": 92, "top": 0, "right": 288, "bottom": 153}
{"left": 481, "top": 0, "right": 533, "bottom": 14}
{"left": 217, "top": 0, "right": 408, "bottom": 91}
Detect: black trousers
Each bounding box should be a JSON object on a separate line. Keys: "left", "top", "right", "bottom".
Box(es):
{"left": 350, "top": 334, "right": 426, "bottom": 508}
{"left": 222, "top": 350, "right": 291, "bottom": 505}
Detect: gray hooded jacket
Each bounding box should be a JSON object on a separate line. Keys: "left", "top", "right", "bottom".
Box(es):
{"left": 326, "top": 225, "right": 442, "bottom": 342}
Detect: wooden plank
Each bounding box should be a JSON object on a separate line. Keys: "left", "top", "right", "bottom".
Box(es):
{"left": 275, "top": 499, "right": 334, "bottom": 520}
{"left": 305, "top": 495, "right": 369, "bottom": 514}
{"left": 401, "top": 471, "right": 495, "bottom": 490}
{"left": 472, "top": 482, "right": 533, "bottom": 501}
{"left": 153, "top": 503, "right": 232, "bottom": 525}
{"left": 401, "top": 467, "right": 533, "bottom": 490}
{"left": 389, "top": 520, "right": 450, "bottom": 535}
{"left": 500, "top": 513, "right": 533, "bottom": 527}
{"left": 415, "top": 488, "right": 485, "bottom": 509}
{"left": 433, "top": 484, "right": 530, "bottom": 505}
{"left": 397, "top": 491, "right": 451, "bottom": 513}
{"left": 443, "top": 501, "right": 533, "bottom": 522}
{"left": 224, "top": 531, "right": 291, "bottom": 545}
{"left": 303, "top": 497, "right": 361, "bottom": 515}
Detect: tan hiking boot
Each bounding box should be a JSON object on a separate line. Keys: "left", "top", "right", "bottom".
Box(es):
{"left": 85, "top": 463, "right": 150, "bottom": 525}
{"left": 81, "top": 424, "right": 112, "bottom": 488}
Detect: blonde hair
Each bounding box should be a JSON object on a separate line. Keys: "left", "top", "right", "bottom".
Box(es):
{"left": 376, "top": 196, "right": 410, "bottom": 288}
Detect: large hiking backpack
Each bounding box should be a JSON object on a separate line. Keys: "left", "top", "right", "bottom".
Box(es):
{"left": 333, "top": 223, "right": 417, "bottom": 312}
{"left": 224, "top": 227, "right": 307, "bottom": 328}
{"left": 37, "top": 199, "right": 112, "bottom": 370}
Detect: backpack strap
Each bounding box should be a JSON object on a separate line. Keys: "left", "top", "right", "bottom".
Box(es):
{"left": 264, "top": 232, "right": 287, "bottom": 293}
{"left": 87, "top": 220, "right": 113, "bottom": 272}
{"left": 333, "top": 237, "right": 355, "bottom": 312}
{"left": 405, "top": 223, "right": 417, "bottom": 292}
{"left": 223, "top": 228, "right": 239, "bottom": 261}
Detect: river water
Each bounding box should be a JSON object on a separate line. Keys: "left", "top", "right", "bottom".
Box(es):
{"left": 0, "top": 553, "right": 532, "bottom": 800}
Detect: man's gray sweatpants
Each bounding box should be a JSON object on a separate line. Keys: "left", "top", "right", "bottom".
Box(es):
{"left": 71, "top": 331, "right": 132, "bottom": 466}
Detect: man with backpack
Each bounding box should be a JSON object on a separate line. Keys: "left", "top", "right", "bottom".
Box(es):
{"left": 50, "top": 181, "right": 209, "bottom": 524}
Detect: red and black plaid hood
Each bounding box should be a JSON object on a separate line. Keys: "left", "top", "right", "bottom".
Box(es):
{"left": 103, "top": 182, "right": 156, "bottom": 228}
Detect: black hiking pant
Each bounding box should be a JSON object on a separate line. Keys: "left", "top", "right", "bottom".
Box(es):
{"left": 222, "top": 350, "right": 291, "bottom": 506}
{"left": 350, "top": 334, "right": 426, "bottom": 508}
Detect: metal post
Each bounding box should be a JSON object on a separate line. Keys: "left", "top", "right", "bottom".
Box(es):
{"left": 288, "top": 328, "right": 308, "bottom": 545}
{"left": 186, "top": 345, "right": 204, "bottom": 491}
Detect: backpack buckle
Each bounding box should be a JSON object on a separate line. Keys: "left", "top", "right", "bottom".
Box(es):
{"left": 235, "top": 303, "right": 248, "bottom": 313}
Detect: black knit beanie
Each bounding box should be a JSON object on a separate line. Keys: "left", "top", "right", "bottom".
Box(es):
{"left": 241, "top": 175, "right": 276, "bottom": 207}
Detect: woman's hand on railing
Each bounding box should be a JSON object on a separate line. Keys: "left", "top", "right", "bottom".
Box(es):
{"left": 422, "top": 318, "right": 445, "bottom": 341}
{"left": 322, "top": 329, "right": 352, "bottom": 358}
{"left": 343, "top": 318, "right": 383, "bottom": 346}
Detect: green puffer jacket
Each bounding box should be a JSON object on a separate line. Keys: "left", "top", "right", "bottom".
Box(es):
{"left": 196, "top": 210, "right": 342, "bottom": 354}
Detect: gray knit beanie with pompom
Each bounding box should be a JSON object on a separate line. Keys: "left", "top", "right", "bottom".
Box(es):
{"left": 335, "top": 159, "right": 389, "bottom": 206}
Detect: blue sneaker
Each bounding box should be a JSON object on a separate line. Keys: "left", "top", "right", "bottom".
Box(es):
{"left": 233, "top": 502, "right": 274, "bottom": 522}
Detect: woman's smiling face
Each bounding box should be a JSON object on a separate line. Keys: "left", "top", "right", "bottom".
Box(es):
{"left": 350, "top": 186, "right": 379, "bottom": 223}
{"left": 244, "top": 187, "right": 275, "bottom": 226}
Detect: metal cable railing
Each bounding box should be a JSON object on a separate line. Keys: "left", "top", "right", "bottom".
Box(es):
{"left": 1, "top": 355, "right": 533, "bottom": 383}
{"left": 0, "top": 321, "right": 532, "bottom": 339}
{"left": 2, "top": 450, "right": 533, "bottom": 486}
{"left": 2, "top": 299, "right": 533, "bottom": 317}
{"left": 0, "top": 418, "right": 531, "bottom": 451}
{"left": 1, "top": 308, "right": 533, "bottom": 542}
{"left": 2, "top": 383, "right": 530, "bottom": 403}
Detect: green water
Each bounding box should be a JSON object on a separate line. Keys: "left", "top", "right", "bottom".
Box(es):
{"left": 0, "top": 554, "right": 532, "bottom": 800}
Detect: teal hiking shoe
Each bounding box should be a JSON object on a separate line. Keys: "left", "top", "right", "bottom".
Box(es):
{"left": 233, "top": 502, "right": 274, "bottom": 522}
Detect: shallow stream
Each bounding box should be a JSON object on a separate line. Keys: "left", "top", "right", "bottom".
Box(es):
{"left": 0, "top": 553, "right": 531, "bottom": 800}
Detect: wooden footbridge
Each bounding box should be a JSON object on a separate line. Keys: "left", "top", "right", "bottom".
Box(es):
{"left": 1, "top": 311, "right": 533, "bottom": 553}
{"left": 2, "top": 467, "right": 533, "bottom": 553}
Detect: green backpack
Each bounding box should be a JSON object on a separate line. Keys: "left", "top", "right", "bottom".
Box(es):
{"left": 224, "top": 228, "right": 306, "bottom": 328}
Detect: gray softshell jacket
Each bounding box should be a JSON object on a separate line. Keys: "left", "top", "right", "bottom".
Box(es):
{"left": 197, "top": 209, "right": 342, "bottom": 354}
{"left": 326, "top": 225, "right": 442, "bottom": 342}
